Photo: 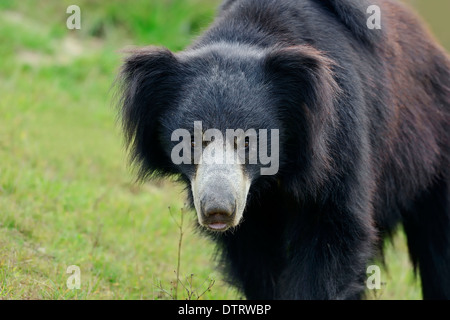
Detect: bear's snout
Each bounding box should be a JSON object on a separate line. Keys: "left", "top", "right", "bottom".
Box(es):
{"left": 190, "top": 145, "right": 251, "bottom": 231}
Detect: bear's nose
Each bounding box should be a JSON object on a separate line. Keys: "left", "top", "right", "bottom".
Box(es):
{"left": 201, "top": 199, "right": 235, "bottom": 218}
{"left": 201, "top": 196, "right": 236, "bottom": 231}
{"left": 204, "top": 206, "right": 234, "bottom": 218}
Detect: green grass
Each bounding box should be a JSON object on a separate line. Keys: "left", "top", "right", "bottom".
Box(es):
{"left": 0, "top": 0, "right": 446, "bottom": 300}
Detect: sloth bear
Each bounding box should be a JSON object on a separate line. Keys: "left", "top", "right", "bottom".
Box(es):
{"left": 117, "top": 0, "right": 450, "bottom": 299}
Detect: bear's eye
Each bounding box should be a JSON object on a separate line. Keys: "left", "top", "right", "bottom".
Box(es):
{"left": 234, "top": 137, "right": 250, "bottom": 149}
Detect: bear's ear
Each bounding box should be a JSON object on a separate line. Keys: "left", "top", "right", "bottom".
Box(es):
{"left": 264, "top": 46, "right": 341, "bottom": 189}
{"left": 264, "top": 45, "right": 340, "bottom": 127}
{"left": 117, "top": 47, "right": 182, "bottom": 179}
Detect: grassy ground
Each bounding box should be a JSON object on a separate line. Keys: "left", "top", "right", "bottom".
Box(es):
{"left": 0, "top": 0, "right": 446, "bottom": 300}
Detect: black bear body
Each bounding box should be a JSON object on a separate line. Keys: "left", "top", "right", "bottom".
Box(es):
{"left": 118, "top": 0, "right": 450, "bottom": 299}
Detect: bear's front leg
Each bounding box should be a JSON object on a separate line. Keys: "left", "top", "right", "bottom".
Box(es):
{"left": 275, "top": 189, "right": 376, "bottom": 300}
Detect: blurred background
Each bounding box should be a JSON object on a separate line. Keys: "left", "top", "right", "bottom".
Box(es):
{"left": 0, "top": 0, "right": 448, "bottom": 299}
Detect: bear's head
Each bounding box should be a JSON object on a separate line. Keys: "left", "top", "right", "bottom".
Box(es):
{"left": 117, "top": 43, "right": 339, "bottom": 232}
